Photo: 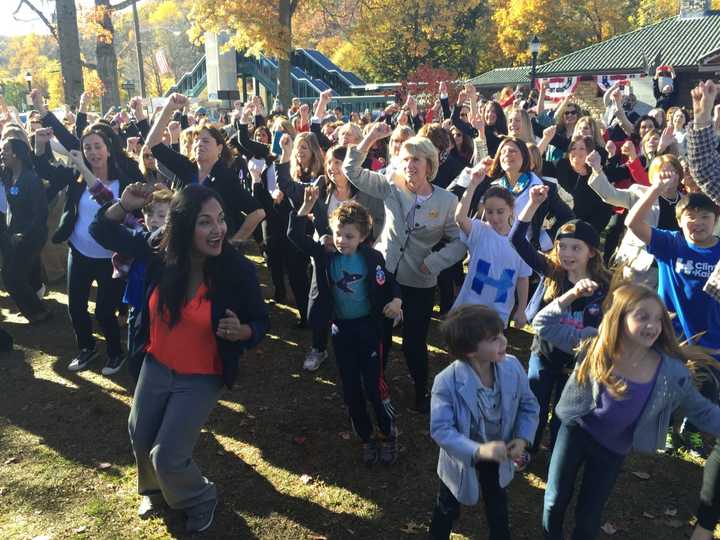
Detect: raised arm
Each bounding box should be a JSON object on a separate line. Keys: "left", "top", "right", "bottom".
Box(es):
{"left": 586, "top": 150, "right": 635, "bottom": 209}
{"left": 343, "top": 123, "right": 393, "bottom": 199}
{"left": 626, "top": 175, "right": 669, "bottom": 245}
{"left": 33, "top": 89, "right": 81, "bottom": 152}
{"left": 688, "top": 80, "right": 720, "bottom": 205}
{"left": 455, "top": 160, "right": 491, "bottom": 235}
{"left": 511, "top": 185, "right": 552, "bottom": 275}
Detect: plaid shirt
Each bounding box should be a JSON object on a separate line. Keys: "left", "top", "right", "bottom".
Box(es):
{"left": 687, "top": 124, "right": 720, "bottom": 302}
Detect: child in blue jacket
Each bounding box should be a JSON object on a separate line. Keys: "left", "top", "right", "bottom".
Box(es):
{"left": 429, "top": 304, "right": 539, "bottom": 539}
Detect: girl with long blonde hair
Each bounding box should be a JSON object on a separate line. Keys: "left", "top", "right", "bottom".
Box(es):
{"left": 541, "top": 283, "right": 720, "bottom": 540}
{"left": 511, "top": 185, "right": 611, "bottom": 453}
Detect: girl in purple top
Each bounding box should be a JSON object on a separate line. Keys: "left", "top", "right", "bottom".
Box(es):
{"left": 542, "top": 283, "right": 720, "bottom": 539}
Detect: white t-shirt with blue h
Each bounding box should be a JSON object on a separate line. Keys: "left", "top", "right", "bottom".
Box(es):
{"left": 453, "top": 219, "right": 532, "bottom": 326}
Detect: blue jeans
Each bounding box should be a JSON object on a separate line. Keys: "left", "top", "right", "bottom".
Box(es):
{"left": 528, "top": 352, "right": 568, "bottom": 451}
{"left": 543, "top": 423, "right": 625, "bottom": 540}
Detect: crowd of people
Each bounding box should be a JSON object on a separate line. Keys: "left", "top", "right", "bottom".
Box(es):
{"left": 1, "top": 71, "right": 720, "bottom": 538}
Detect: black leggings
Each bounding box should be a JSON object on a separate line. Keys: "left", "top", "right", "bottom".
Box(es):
{"left": 67, "top": 247, "right": 124, "bottom": 356}
{"left": 382, "top": 284, "right": 435, "bottom": 398}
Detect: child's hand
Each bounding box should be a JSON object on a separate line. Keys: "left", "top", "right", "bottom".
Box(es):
{"left": 507, "top": 438, "right": 528, "bottom": 461}
{"left": 319, "top": 234, "right": 334, "bottom": 253}
{"left": 571, "top": 279, "right": 599, "bottom": 298}
{"left": 383, "top": 298, "right": 402, "bottom": 320}
{"left": 512, "top": 310, "right": 528, "bottom": 329}
{"left": 120, "top": 182, "right": 156, "bottom": 212}
{"left": 476, "top": 441, "right": 508, "bottom": 463}
{"left": 528, "top": 185, "right": 549, "bottom": 206}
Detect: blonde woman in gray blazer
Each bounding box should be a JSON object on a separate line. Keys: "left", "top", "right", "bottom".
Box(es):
{"left": 344, "top": 123, "right": 466, "bottom": 412}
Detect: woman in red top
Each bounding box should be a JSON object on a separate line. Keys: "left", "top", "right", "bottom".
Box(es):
{"left": 91, "top": 183, "right": 268, "bottom": 533}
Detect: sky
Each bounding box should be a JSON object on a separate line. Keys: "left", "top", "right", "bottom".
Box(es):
{"left": 0, "top": 0, "right": 148, "bottom": 38}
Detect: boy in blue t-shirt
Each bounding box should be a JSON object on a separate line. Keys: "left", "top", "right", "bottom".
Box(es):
{"left": 627, "top": 185, "right": 720, "bottom": 353}
{"left": 627, "top": 179, "right": 720, "bottom": 457}
{"left": 288, "top": 187, "right": 403, "bottom": 466}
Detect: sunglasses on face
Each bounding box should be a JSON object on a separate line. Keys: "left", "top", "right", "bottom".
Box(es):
{"left": 565, "top": 110, "right": 579, "bottom": 116}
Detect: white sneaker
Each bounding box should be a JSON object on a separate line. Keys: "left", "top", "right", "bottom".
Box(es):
{"left": 303, "top": 348, "right": 327, "bottom": 371}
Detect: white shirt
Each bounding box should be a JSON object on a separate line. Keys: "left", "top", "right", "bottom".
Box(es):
{"left": 69, "top": 180, "right": 120, "bottom": 258}
{"left": 453, "top": 219, "right": 532, "bottom": 325}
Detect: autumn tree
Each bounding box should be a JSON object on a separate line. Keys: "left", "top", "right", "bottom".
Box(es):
{"left": 334, "top": 0, "right": 495, "bottom": 82}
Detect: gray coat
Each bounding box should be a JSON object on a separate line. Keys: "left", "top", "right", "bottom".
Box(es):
{"left": 430, "top": 358, "right": 539, "bottom": 505}
{"left": 343, "top": 147, "right": 466, "bottom": 288}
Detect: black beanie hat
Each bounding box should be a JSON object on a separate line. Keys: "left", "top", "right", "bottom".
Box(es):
{"left": 555, "top": 219, "right": 600, "bottom": 249}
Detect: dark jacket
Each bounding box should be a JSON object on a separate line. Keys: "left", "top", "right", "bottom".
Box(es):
{"left": 4, "top": 168, "right": 48, "bottom": 245}
{"left": 89, "top": 202, "right": 269, "bottom": 388}
{"left": 36, "top": 153, "right": 130, "bottom": 244}
{"left": 150, "top": 143, "right": 262, "bottom": 237}
{"left": 287, "top": 211, "right": 400, "bottom": 327}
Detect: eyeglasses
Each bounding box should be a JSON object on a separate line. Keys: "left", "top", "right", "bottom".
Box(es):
{"left": 564, "top": 110, "right": 579, "bottom": 116}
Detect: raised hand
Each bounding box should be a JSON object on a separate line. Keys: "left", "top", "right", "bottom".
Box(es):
{"left": 126, "top": 136, "right": 141, "bottom": 155}
{"left": 691, "top": 80, "right": 718, "bottom": 126}
{"left": 368, "top": 121, "right": 392, "bottom": 141}
{"left": 439, "top": 81, "right": 448, "bottom": 97}
{"left": 585, "top": 150, "right": 602, "bottom": 172}
{"left": 571, "top": 279, "right": 599, "bottom": 298}
{"left": 528, "top": 184, "right": 549, "bottom": 206}
{"left": 78, "top": 92, "right": 90, "bottom": 113}
{"left": 620, "top": 140, "right": 637, "bottom": 161}
{"left": 302, "top": 184, "right": 320, "bottom": 207}
{"left": 29, "top": 89, "right": 47, "bottom": 114}
{"left": 659, "top": 124, "right": 675, "bottom": 151}
{"left": 604, "top": 140, "right": 617, "bottom": 157}
{"left": 119, "top": 182, "right": 156, "bottom": 212}
{"left": 542, "top": 124, "right": 557, "bottom": 141}
{"left": 168, "top": 93, "right": 189, "bottom": 111}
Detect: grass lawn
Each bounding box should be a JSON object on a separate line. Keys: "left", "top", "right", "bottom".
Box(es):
{"left": 0, "top": 251, "right": 716, "bottom": 539}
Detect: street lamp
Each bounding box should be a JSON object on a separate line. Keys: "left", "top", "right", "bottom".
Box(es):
{"left": 529, "top": 36, "right": 541, "bottom": 91}
{"left": 122, "top": 80, "right": 136, "bottom": 96}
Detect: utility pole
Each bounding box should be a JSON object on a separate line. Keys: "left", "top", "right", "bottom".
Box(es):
{"left": 131, "top": 0, "right": 146, "bottom": 97}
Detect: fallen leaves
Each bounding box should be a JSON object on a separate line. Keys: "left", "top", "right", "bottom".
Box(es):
{"left": 664, "top": 507, "right": 678, "bottom": 517}
{"left": 293, "top": 436, "right": 307, "bottom": 445}
{"left": 399, "top": 521, "right": 425, "bottom": 534}
{"left": 299, "top": 474, "right": 313, "bottom": 485}
{"left": 631, "top": 471, "right": 651, "bottom": 480}
{"left": 339, "top": 432, "right": 351, "bottom": 440}
{"left": 96, "top": 462, "right": 111, "bottom": 470}
{"left": 601, "top": 522, "right": 617, "bottom": 535}
{"left": 3, "top": 457, "right": 18, "bottom": 465}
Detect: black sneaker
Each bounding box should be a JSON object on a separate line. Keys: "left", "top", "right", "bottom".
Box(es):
{"left": 362, "top": 441, "right": 379, "bottom": 466}
{"left": 68, "top": 348, "right": 98, "bottom": 372}
{"left": 379, "top": 435, "right": 398, "bottom": 465}
{"left": 102, "top": 354, "right": 126, "bottom": 376}
{"left": 185, "top": 499, "right": 217, "bottom": 533}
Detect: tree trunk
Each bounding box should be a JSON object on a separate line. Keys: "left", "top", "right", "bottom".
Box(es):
{"left": 276, "top": 0, "right": 292, "bottom": 109}
{"left": 95, "top": 0, "right": 121, "bottom": 112}
{"left": 54, "top": 0, "right": 84, "bottom": 109}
